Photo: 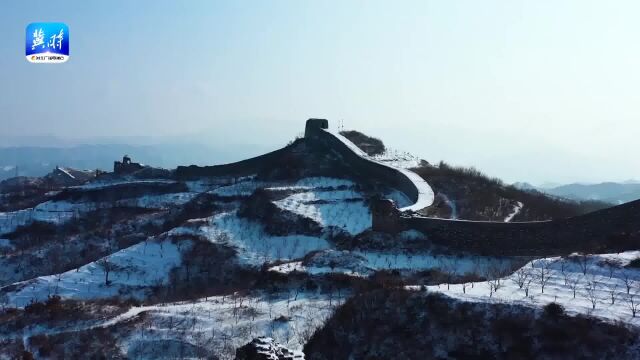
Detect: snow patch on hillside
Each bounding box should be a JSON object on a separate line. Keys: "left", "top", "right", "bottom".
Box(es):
{"left": 505, "top": 201, "right": 523, "bottom": 222}
{"left": 369, "top": 149, "right": 424, "bottom": 169}
{"left": 267, "top": 177, "right": 356, "bottom": 191}
{"left": 106, "top": 291, "right": 338, "bottom": 358}
{"left": 212, "top": 180, "right": 270, "bottom": 197}
{"left": 201, "top": 212, "right": 330, "bottom": 265}
{"left": 1, "top": 239, "right": 187, "bottom": 307}
{"left": 118, "top": 192, "right": 197, "bottom": 209}
{"left": 271, "top": 249, "right": 516, "bottom": 277}
{"left": 0, "top": 192, "right": 196, "bottom": 235}
{"left": 212, "top": 176, "right": 356, "bottom": 197}
{"left": 0, "top": 201, "right": 81, "bottom": 235}
{"left": 273, "top": 189, "right": 371, "bottom": 235}
{"left": 385, "top": 190, "right": 412, "bottom": 208}
{"left": 440, "top": 193, "right": 458, "bottom": 219}
{"left": 426, "top": 251, "right": 640, "bottom": 326}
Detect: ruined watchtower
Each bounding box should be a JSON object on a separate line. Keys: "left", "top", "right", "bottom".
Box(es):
{"left": 304, "top": 118, "right": 329, "bottom": 138}
{"left": 114, "top": 155, "right": 144, "bottom": 175}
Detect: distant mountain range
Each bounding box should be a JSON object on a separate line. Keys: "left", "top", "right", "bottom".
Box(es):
{"left": 514, "top": 181, "right": 640, "bottom": 204}
{"left": 0, "top": 143, "right": 272, "bottom": 181}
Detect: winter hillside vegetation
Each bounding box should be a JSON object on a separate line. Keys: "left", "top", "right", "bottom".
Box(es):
{"left": 1, "top": 123, "right": 639, "bottom": 359}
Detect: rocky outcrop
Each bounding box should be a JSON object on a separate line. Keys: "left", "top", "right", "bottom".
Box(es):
{"left": 235, "top": 337, "right": 304, "bottom": 360}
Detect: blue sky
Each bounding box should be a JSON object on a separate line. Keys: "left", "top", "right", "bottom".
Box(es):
{"left": 1, "top": 0, "right": 639, "bottom": 184}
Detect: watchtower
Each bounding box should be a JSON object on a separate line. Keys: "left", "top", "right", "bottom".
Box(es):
{"left": 304, "top": 118, "right": 329, "bottom": 138}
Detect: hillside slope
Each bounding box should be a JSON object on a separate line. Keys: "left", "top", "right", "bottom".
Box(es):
{"left": 1, "top": 121, "right": 639, "bottom": 359}
{"left": 305, "top": 289, "right": 640, "bottom": 359}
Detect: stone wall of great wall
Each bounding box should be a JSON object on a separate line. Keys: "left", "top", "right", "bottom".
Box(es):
{"left": 176, "top": 145, "right": 295, "bottom": 179}
{"left": 303, "top": 118, "right": 433, "bottom": 212}
{"left": 175, "top": 118, "right": 640, "bottom": 256}
{"left": 382, "top": 199, "right": 640, "bottom": 256}
{"left": 177, "top": 118, "right": 434, "bottom": 213}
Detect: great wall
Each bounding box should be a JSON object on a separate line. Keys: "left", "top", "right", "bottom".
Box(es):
{"left": 177, "top": 119, "right": 640, "bottom": 256}
{"left": 302, "top": 118, "right": 434, "bottom": 212}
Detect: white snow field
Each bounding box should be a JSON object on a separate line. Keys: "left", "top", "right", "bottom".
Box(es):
{"left": 0, "top": 191, "right": 198, "bottom": 236}
{"left": 211, "top": 176, "right": 355, "bottom": 197}
{"left": 426, "top": 251, "right": 640, "bottom": 326}
{"left": 270, "top": 248, "right": 516, "bottom": 277}
{"left": 119, "top": 192, "right": 197, "bottom": 209}
{"left": 0, "top": 175, "right": 415, "bottom": 307}
{"left": 273, "top": 188, "right": 371, "bottom": 235}
{"left": 267, "top": 177, "right": 355, "bottom": 191}
{"left": 107, "top": 291, "right": 339, "bottom": 359}
{"left": 1, "top": 239, "right": 187, "bottom": 308}
{"left": 200, "top": 212, "right": 331, "bottom": 266}
{"left": 0, "top": 201, "right": 81, "bottom": 235}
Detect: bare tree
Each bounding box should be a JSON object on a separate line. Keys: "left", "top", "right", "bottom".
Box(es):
{"left": 602, "top": 259, "right": 622, "bottom": 279}
{"left": 524, "top": 277, "right": 533, "bottom": 297}
{"left": 621, "top": 271, "right": 634, "bottom": 294}
{"left": 441, "top": 258, "right": 459, "bottom": 290}
{"left": 562, "top": 269, "right": 572, "bottom": 286}
{"left": 577, "top": 253, "right": 590, "bottom": 275}
{"left": 488, "top": 279, "right": 501, "bottom": 298}
{"left": 605, "top": 283, "right": 618, "bottom": 305}
{"left": 293, "top": 285, "right": 302, "bottom": 301}
{"left": 268, "top": 300, "right": 275, "bottom": 320}
{"left": 483, "top": 260, "right": 511, "bottom": 297}
{"left": 295, "top": 315, "right": 317, "bottom": 347}
{"left": 559, "top": 258, "right": 567, "bottom": 279}
{"left": 97, "top": 257, "right": 114, "bottom": 286}
{"left": 567, "top": 273, "right": 582, "bottom": 299}
{"left": 511, "top": 267, "right": 531, "bottom": 289}
{"left": 624, "top": 288, "right": 640, "bottom": 318}
{"left": 585, "top": 280, "right": 599, "bottom": 310}
{"left": 471, "top": 257, "right": 483, "bottom": 288}
{"left": 534, "top": 259, "right": 552, "bottom": 294}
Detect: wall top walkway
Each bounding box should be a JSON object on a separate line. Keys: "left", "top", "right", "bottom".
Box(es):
{"left": 323, "top": 128, "right": 434, "bottom": 212}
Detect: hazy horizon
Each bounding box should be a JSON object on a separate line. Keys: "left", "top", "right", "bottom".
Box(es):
{"left": 3, "top": 1, "right": 640, "bottom": 184}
